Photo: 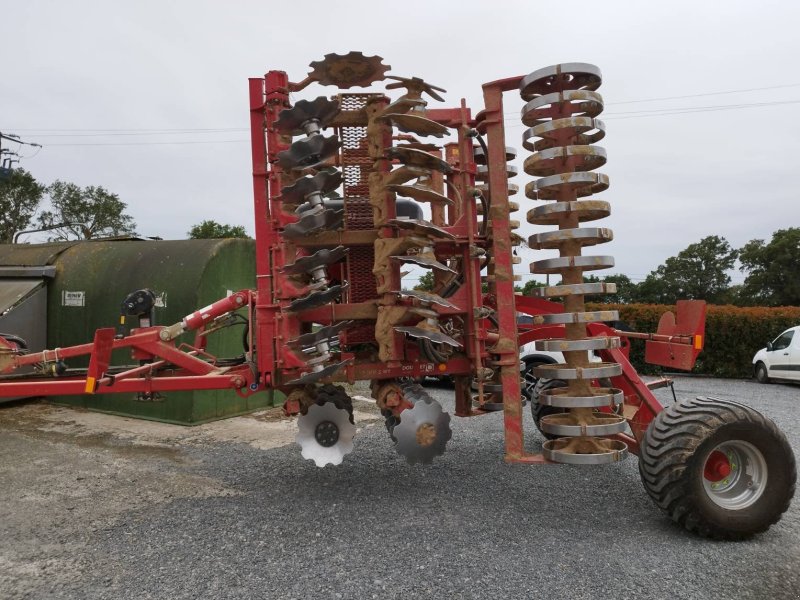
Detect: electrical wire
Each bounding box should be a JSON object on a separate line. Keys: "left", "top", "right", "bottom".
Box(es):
{"left": 43, "top": 139, "right": 249, "bottom": 147}
{"left": 606, "top": 82, "right": 800, "bottom": 105}
{"left": 25, "top": 129, "right": 247, "bottom": 138}
{"left": 506, "top": 97, "right": 800, "bottom": 128}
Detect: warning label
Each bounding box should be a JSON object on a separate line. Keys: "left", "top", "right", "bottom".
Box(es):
{"left": 61, "top": 290, "right": 86, "bottom": 307}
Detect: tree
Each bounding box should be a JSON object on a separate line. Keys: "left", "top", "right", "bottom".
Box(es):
{"left": 597, "top": 274, "right": 638, "bottom": 304}
{"left": 636, "top": 236, "right": 738, "bottom": 305}
{"left": 188, "top": 220, "right": 249, "bottom": 239}
{"left": 0, "top": 169, "right": 45, "bottom": 243}
{"left": 413, "top": 271, "right": 435, "bottom": 292}
{"left": 519, "top": 279, "right": 546, "bottom": 296}
{"left": 38, "top": 181, "right": 136, "bottom": 240}
{"left": 739, "top": 228, "right": 800, "bottom": 306}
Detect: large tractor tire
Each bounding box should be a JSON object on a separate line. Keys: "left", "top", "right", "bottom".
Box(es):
{"left": 639, "top": 396, "right": 796, "bottom": 540}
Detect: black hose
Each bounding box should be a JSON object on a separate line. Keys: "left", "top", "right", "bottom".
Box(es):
{"left": 419, "top": 338, "right": 449, "bottom": 364}
{"left": 0, "top": 333, "right": 27, "bottom": 350}
{"left": 475, "top": 190, "right": 489, "bottom": 237}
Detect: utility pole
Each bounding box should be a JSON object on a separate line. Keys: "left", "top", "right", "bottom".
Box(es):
{"left": 0, "top": 131, "right": 42, "bottom": 179}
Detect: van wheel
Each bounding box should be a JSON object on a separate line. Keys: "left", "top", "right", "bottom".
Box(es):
{"left": 755, "top": 362, "right": 770, "bottom": 384}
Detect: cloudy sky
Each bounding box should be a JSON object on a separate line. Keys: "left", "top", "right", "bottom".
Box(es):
{"left": 3, "top": 0, "right": 798, "bottom": 285}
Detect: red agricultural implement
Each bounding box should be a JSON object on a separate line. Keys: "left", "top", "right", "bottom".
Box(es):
{"left": 0, "top": 53, "right": 794, "bottom": 539}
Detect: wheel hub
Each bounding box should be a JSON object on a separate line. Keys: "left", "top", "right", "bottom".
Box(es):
{"left": 703, "top": 450, "right": 732, "bottom": 482}
{"left": 702, "top": 441, "right": 768, "bottom": 510}
{"left": 415, "top": 423, "right": 436, "bottom": 447}
{"left": 314, "top": 420, "right": 340, "bottom": 447}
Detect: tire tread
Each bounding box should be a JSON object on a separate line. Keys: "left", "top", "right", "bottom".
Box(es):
{"left": 639, "top": 396, "right": 796, "bottom": 540}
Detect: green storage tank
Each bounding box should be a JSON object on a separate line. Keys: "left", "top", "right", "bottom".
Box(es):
{"left": 0, "top": 238, "right": 277, "bottom": 424}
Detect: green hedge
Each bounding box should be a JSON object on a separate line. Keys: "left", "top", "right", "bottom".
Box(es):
{"left": 588, "top": 303, "right": 800, "bottom": 378}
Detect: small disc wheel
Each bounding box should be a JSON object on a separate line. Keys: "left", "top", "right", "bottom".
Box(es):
{"left": 296, "top": 384, "right": 356, "bottom": 468}
{"left": 529, "top": 378, "right": 567, "bottom": 441}
{"left": 639, "top": 396, "right": 796, "bottom": 540}
{"left": 755, "top": 362, "right": 770, "bottom": 384}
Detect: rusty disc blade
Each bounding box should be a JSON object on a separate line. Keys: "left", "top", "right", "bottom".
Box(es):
{"left": 308, "top": 51, "right": 390, "bottom": 88}
{"left": 378, "top": 113, "right": 448, "bottom": 138}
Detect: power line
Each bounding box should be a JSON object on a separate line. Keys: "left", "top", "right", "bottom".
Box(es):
{"left": 604, "top": 98, "right": 800, "bottom": 116}
{"left": 18, "top": 93, "right": 800, "bottom": 145}
{"left": 505, "top": 98, "right": 800, "bottom": 128}
{"left": 606, "top": 82, "right": 800, "bottom": 105}
{"left": 10, "top": 81, "right": 800, "bottom": 134}
{"left": 8, "top": 127, "right": 245, "bottom": 133}
{"left": 44, "top": 139, "right": 249, "bottom": 147}
{"left": 23, "top": 128, "right": 247, "bottom": 138}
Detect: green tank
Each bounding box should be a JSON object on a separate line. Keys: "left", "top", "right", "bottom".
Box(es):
{"left": 0, "top": 238, "right": 276, "bottom": 424}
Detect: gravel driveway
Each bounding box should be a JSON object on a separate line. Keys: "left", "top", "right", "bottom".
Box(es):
{"left": 1, "top": 376, "right": 798, "bottom": 600}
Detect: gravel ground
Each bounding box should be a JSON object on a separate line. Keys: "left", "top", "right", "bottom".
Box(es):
{"left": 1, "top": 376, "right": 799, "bottom": 600}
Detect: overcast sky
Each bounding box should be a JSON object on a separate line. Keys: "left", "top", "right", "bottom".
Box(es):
{"left": 3, "top": 0, "right": 798, "bottom": 285}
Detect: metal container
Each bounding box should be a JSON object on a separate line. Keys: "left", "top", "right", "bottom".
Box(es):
{"left": 0, "top": 239, "right": 276, "bottom": 423}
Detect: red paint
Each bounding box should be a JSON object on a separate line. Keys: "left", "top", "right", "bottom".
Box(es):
{"left": 704, "top": 450, "right": 732, "bottom": 482}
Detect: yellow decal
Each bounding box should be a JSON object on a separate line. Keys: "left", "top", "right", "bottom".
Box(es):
{"left": 85, "top": 376, "right": 96, "bottom": 394}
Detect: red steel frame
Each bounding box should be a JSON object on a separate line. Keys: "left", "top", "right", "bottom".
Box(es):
{"left": 0, "top": 64, "right": 706, "bottom": 464}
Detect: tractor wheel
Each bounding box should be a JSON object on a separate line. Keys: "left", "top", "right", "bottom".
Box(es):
{"left": 755, "top": 362, "right": 770, "bottom": 384}
{"left": 530, "top": 378, "right": 567, "bottom": 440}
{"left": 639, "top": 396, "right": 796, "bottom": 540}
{"left": 521, "top": 360, "right": 546, "bottom": 403}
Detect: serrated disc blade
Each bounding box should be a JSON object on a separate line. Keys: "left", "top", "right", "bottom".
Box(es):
{"left": 277, "top": 135, "right": 341, "bottom": 171}
{"left": 280, "top": 170, "right": 343, "bottom": 205}
{"left": 395, "top": 326, "right": 461, "bottom": 348}
{"left": 378, "top": 113, "right": 448, "bottom": 138}
{"left": 386, "top": 218, "right": 454, "bottom": 240}
{"left": 284, "top": 358, "right": 352, "bottom": 386}
{"left": 274, "top": 97, "right": 341, "bottom": 135}
{"left": 287, "top": 321, "right": 354, "bottom": 349}
{"left": 287, "top": 283, "right": 348, "bottom": 312}
{"left": 388, "top": 147, "right": 452, "bottom": 174}
{"left": 282, "top": 246, "right": 348, "bottom": 275}
{"left": 283, "top": 209, "right": 344, "bottom": 239}
{"left": 392, "top": 255, "right": 456, "bottom": 274}
{"left": 397, "top": 290, "right": 457, "bottom": 309}
{"left": 393, "top": 398, "right": 452, "bottom": 465}
{"left": 386, "top": 184, "right": 453, "bottom": 205}
{"left": 296, "top": 402, "right": 356, "bottom": 467}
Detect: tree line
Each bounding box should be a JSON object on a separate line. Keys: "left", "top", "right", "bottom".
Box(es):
{"left": 0, "top": 169, "right": 249, "bottom": 242}
{"left": 5, "top": 170, "right": 796, "bottom": 306}
{"left": 419, "top": 232, "right": 800, "bottom": 307}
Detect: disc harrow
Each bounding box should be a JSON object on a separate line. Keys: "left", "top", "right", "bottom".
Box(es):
{"left": 1, "top": 50, "right": 789, "bottom": 540}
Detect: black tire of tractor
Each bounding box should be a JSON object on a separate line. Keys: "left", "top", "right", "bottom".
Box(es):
{"left": 639, "top": 396, "right": 796, "bottom": 540}
{"left": 308, "top": 384, "right": 355, "bottom": 424}
{"left": 521, "top": 360, "right": 546, "bottom": 403}
{"left": 755, "top": 362, "right": 770, "bottom": 384}
{"left": 530, "top": 378, "right": 567, "bottom": 440}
